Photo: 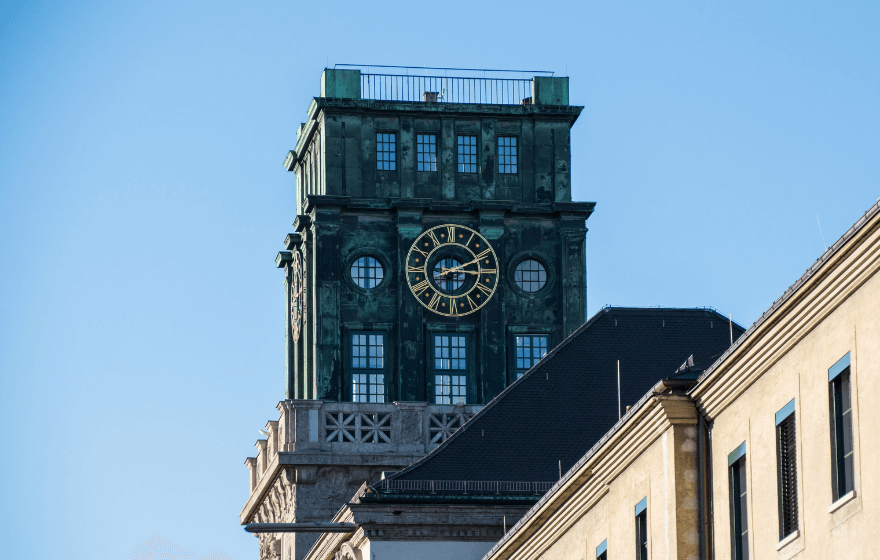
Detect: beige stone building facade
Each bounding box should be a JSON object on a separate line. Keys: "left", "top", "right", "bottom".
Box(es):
{"left": 484, "top": 201, "right": 880, "bottom": 560}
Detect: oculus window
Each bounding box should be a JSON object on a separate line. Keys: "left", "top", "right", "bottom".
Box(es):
{"left": 377, "top": 133, "right": 396, "bottom": 171}
{"left": 514, "top": 259, "right": 547, "bottom": 292}
{"left": 457, "top": 135, "right": 477, "bottom": 173}
{"left": 351, "top": 333, "right": 385, "bottom": 403}
{"left": 515, "top": 335, "right": 548, "bottom": 378}
{"left": 417, "top": 134, "right": 437, "bottom": 172}
{"left": 350, "top": 256, "right": 384, "bottom": 289}
{"left": 433, "top": 335, "right": 467, "bottom": 404}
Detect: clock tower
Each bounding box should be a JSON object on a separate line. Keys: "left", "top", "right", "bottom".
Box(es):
{"left": 278, "top": 67, "right": 594, "bottom": 405}
{"left": 245, "top": 67, "right": 594, "bottom": 560}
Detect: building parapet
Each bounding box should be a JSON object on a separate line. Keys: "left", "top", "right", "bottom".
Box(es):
{"left": 245, "top": 400, "right": 483, "bottom": 494}
{"left": 321, "top": 65, "right": 566, "bottom": 106}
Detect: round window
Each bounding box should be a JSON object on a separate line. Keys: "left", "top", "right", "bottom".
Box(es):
{"left": 514, "top": 259, "right": 547, "bottom": 292}
{"left": 350, "top": 256, "right": 384, "bottom": 289}
{"left": 433, "top": 258, "right": 464, "bottom": 291}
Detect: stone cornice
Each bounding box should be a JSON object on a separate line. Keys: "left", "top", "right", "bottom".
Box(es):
{"left": 483, "top": 395, "right": 695, "bottom": 560}
{"left": 690, "top": 202, "right": 880, "bottom": 418}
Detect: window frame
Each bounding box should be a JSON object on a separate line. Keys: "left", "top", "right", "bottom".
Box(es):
{"left": 728, "top": 442, "right": 749, "bottom": 560}
{"left": 497, "top": 135, "right": 518, "bottom": 175}
{"left": 635, "top": 497, "right": 649, "bottom": 560}
{"left": 376, "top": 131, "right": 397, "bottom": 171}
{"left": 416, "top": 133, "right": 438, "bottom": 172}
{"left": 507, "top": 252, "right": 556, "bottom": 298}
{"left": 513, "top": 333, "right": 550, "bottom": 379}
{"left": 431, "top": 333, "right": 469, "bottom": 404}
{"left": 342, "top": 323, "right": 394, "bottom": 403}
{"left": 343, "top": 249, "right": 392, "bottom": 295}
{"left": 349, "top": 331, "right": 388, "bottom": 403}
{"left": 828, "top": 353, "right": 855, "bottom": 502}
{"left": 457, "top": 134, "right": 478, "bottom": 174}
{"left": 775, "top": 399, "right": 799, "bottom": 541}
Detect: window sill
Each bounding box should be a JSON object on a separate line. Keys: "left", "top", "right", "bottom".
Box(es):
{"left": 828, "top": 490, "right": 857, "bottom": 513}
{"left": 775, "top": 530, "right": 799, "bottom": 551}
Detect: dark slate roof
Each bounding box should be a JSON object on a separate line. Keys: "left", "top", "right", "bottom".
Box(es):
{"left": 388, "top": 307, "right": 744, "bottom": 485}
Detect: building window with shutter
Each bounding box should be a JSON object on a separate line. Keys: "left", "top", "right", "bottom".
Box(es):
{"left": 829, "top": 353, "right": 855, "bottom": 502}
{"left": 728, "top": 443, "right": 749, "bottom": 560}
{"left": 775, "top": 399, "right": 798, "bottom": 540}
{"left": 635, "top": 497, "right": 648, "bottom": 560}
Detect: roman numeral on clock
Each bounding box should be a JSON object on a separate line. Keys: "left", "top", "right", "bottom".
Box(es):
{"left": 428, "top": 293, "right": 442, "bottom": 311}
{"left": 476, "top": 282, "right": 493, "bottom": 296}
{"left": 427, "top": 230, "right": 441, "bottom": 246}
{"left": 474, "top": 248, "right": 492, "bottom": 260}
{"left": 407, "top": 266, "right": 424, "bottom": 274}
{"left": 411, "top": 279, "right": 430, "bottom": 296}
{"left": 448, "top": 298, "right": 459, "bottom": 315}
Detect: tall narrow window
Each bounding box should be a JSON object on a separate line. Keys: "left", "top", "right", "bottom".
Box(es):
{"left": 417, "top": 134, "right": 437, "bottom": 171}
{"left": 775, "top": 399, "right": 798, "bottom": 540}
{"left": 728, "top": 443, "right": 749, "bottom": 560}
{"left": 514, "top": 335, "right": 549, "bottom": 378}
{"left": 498, "top": 136, "right": 517, "bottom": 174}
{"left": 457, "top": 135, "right": 477, "bottom": 173}
{"left": 596, "top": 539, "right": 607, "bottom": 560}
{"left": 377, "top": 132, "right": 396, "bottom": 170}
{"left": 635, "top": 497, "right": 648, "bottom": 560}
{"left": 351, "top": 333, "right": 385, "bottom": 402}
{"left": 434, "top": 335, "right": 467, "bottom": 404}
{"left": 829, "top": 353, "right": 854, "bottom": 501}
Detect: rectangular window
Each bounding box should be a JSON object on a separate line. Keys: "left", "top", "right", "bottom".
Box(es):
{"left": 417, "top": 134, "right": 437, "bottom": 172}
{"left": 635, "top": 497, "right": 648, "bottom": 560}
{"left": 775, "top": 399, "right": 798, "bottom": 540}
{"left": 498, "top": 136, "right": 517, "bottom": 174}
{"left": 457, "top": 135, "right": 477, "bottom": 173}
{"left": 515, "top": 335, "right": 549, "bottom": 378}
{"left": 596, "top": 539, "right": 607, "bottom": 560}
{"left": 434, "top": 334, "right": 467, "bottom": 404}
{"left": 351, "top": 333, "right": 385, "bottom": 403}
{"left": 728, "top": 443, "right": 749, "bottom": 560}
{"left": 829, "top": 353, "right": 854, "bottom": 501}
{"left": 376, "top": 132, "right": 396, "bottom": 171}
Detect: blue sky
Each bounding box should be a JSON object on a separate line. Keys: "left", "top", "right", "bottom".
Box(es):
{"left": 1, "top": 1, "right": 877, "bottom": 559}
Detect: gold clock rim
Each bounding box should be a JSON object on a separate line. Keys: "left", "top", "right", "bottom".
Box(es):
{"left": 405, "top": 224, "right": 499, "bottom": 317}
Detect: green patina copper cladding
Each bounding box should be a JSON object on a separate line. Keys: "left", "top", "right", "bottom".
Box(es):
{"left": 282, "top": 70, "right": 594, "bottom": 403}
{"left": 532, "top": 76, "right": 569, "bottom": 106}
{"left": 321, "top": 69, "right": 361, "bottom": 99}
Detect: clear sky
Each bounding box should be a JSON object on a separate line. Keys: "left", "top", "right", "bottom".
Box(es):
{"left": 1, "top": 1, "right": 877, "bottom": 559}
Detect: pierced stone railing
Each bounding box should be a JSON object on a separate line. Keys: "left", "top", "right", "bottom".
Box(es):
{"left": 246, "top": 400, "right": 481, "bottom": 493}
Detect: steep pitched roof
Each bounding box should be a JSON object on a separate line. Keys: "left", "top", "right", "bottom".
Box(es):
{"left": 387, "top": 307, "right": 744, "bottom": 484}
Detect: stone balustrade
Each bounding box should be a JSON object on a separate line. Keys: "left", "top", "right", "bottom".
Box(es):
{"left": 245, "top": 400, "right": 482, "bottom": 493}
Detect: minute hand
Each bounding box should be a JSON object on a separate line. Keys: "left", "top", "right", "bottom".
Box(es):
{"left": 444, "top": 255, "right": 485, "bottom": 273}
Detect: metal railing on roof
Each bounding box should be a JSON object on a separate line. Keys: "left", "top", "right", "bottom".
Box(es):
{"left": 336, "top": 64, "right": 553, "bottom": 105}
{"left": 375, "top": 479, "right": 555, "bottom": 495}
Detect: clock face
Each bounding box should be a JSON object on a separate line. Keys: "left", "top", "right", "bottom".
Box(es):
{"left": 289, "top": 251, "right": 304, "bottom": 342}
{"left": 406, "top": 224, "right": 499, "bottom": 316}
